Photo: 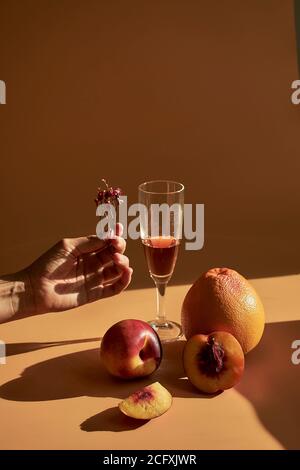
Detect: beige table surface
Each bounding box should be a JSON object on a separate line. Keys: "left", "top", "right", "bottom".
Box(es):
{"left": 0, "top": 275, "right": 299, "bottom": 450}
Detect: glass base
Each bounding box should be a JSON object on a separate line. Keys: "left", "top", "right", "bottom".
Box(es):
{"left": 148, "top": 320, "right": 183, "bottom": 343}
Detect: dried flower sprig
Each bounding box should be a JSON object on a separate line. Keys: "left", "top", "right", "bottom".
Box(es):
{"left": 94, "top": 179, "right": 122, "bottom": 208}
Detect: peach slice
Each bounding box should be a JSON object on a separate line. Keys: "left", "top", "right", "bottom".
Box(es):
{"left": 119, "top": 382, "right": 172, "bottom": 419}
{"left": 183, "top": 331, "right": 245, "bottom": 394}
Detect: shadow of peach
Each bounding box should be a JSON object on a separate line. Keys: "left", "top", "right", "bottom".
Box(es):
{"left": 0, "top": 341, "right": 201, "bottom": 402}
{"left": 2, "top": 322, "right": 299, "bottom": 444}
{"left": 81, "top": 407, "right": 149, "bottom": 432}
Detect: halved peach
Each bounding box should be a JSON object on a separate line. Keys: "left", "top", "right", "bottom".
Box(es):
{"left": 119, "top": 382, "right": 172, "bottom": 419}
{"left": 183, "top": 331, "right": 245, "bottom": 394}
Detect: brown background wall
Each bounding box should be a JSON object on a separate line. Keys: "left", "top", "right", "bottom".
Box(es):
{"left": 0, "top": 0, "right": 299, "bottom": 289}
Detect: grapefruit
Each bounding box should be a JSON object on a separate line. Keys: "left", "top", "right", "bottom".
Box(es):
{"left": 181, "top": 268, "right": 265, "bottom": 353}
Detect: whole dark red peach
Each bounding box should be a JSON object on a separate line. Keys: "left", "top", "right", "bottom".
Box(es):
{"left": 100, "top": 319, "right": 162, "bottom": 379}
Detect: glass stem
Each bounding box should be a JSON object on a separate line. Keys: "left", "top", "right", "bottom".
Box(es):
{"left": 155, "top": 280, "right": 168, "bottom": 325}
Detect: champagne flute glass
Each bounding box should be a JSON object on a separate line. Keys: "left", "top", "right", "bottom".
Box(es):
{"left": 138, "top": 180, "right": 184, "bottom": 342}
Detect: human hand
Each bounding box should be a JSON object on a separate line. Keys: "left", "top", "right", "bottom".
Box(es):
{"left": 25, "top": 223, "right": 132, "bottom": 315}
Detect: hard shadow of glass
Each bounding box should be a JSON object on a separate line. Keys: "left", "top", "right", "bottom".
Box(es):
{"left": 5, "top": 337, "right": 100, "bottom": 357}
{"left": 2, "top": 322, "right": 298, "bottom": 443}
